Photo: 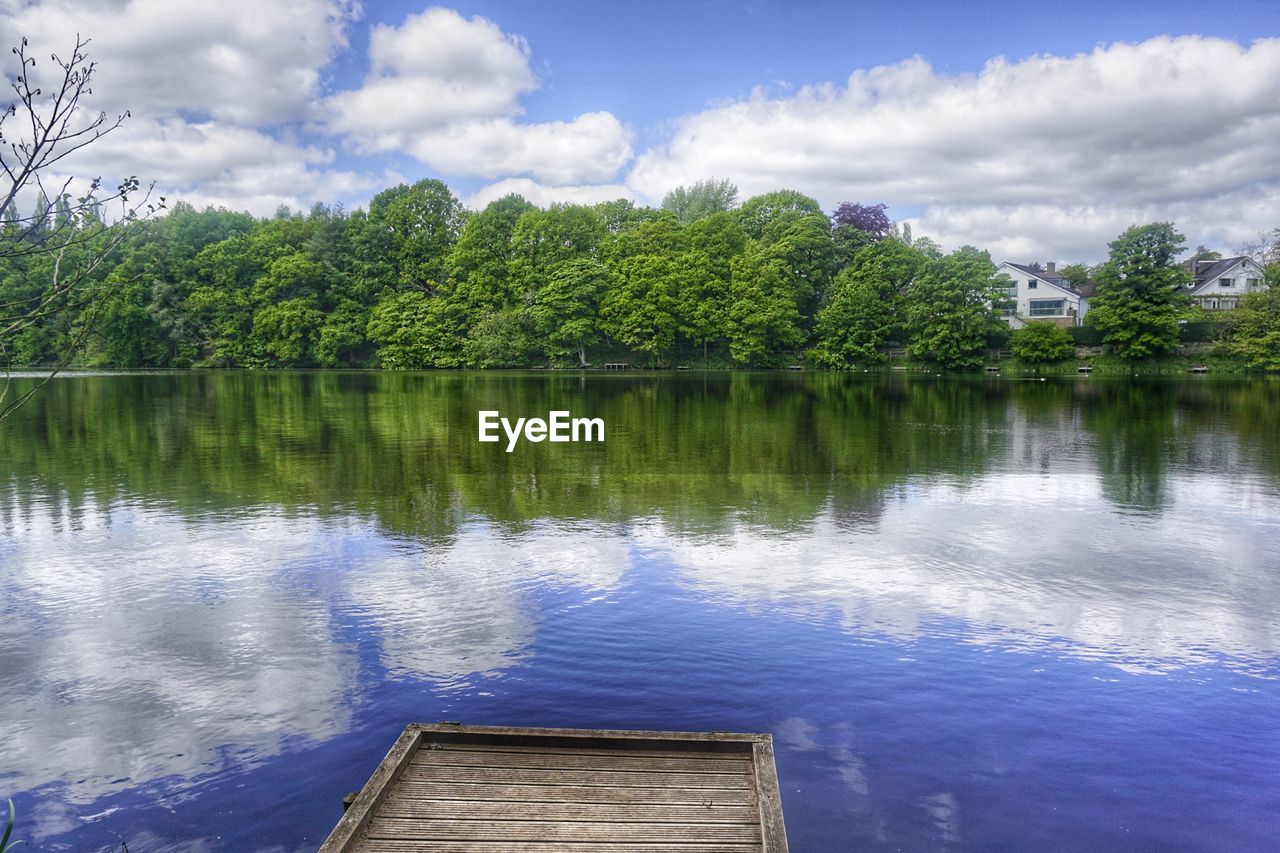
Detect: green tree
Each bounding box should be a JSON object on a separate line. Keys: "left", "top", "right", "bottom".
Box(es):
{"left": 763, "top": 213, "right": 837, "bottom": 322}
{"left": 1225, "top": 289, "right": 1280, "bottom": 371}
{"left": 529, "top": 258, "right": 608, "bottom": 366}
{"left": 366, "top": 291, "right": 465, "bottom": 369}
{"left": 661, "top": 178, "right": 738, "bottom": 224}
{"left": 448, "top": 194, "right": 535, "bottom": 311}
{"left": 1088, "top": 223, "right": 1190, "bottom": 359}
{"left": 462, "top": 307, "right": 532, "bottom": 367}
{"left": 905, "top": 246, "right": 1006, "bottom": 370}
{"left": 726, "top": 242, "right": 805, "bottom": 365}
{"left": 1010, "top": 322, "right": 1075, "bottom": 363}
{"left": 367, "top": 179, "right": 464, "bottom": 292}
{"left": 737, "top": 190, "right": 823, "bottom": 239}
{"left": 812, "top": 239, "right": 924, "bottom": 367}
{"left": 1056, "top": 262, "right": 1095, "bottom": 290}
{"left": 251, "top": 297, "right": 323, "bottom": 366}
{"left": 677, "top": 213, "right": 746, "bottom": 360}
{"left": 509, "top": 204, "right": 604, "bottom": 299}
{"left": 602, "top": 255, "right": 681, "bottom": 365}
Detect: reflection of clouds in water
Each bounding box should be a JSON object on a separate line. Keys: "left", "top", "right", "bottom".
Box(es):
{"left": 640, "top": 469, "right": 1280, "bottom": 674}
{"left": 919, "top": 792, "right": 961, "bottom": 847}
{"left": 0, "top": 502, "right": 357, "bottom": 804}
{"left": 341, "top": 522, "right": 628, "bottom": 684}
{"left": 0, "top": 502, "right": 629, "bottom": 806}
{"left": 776, "top": 718, "right": 870, "bottom": 803}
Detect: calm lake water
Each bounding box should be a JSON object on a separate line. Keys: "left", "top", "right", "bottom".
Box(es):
{"left": 2, "top": 371, "right": 1279, "bottom": 851}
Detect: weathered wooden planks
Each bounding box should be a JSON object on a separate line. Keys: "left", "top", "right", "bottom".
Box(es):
{"left": 318, "top": 723, "right": 788, "bottom": 852}
{"left": 391, "top": 780, "right": 756, "bottom": 806}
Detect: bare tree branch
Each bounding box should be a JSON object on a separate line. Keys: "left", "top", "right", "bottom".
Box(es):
{"left": 0, "top": 35, "right": 165, "bottom": 419}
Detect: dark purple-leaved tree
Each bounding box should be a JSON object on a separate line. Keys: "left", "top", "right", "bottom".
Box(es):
{"left": 831, "top": 202, "right": 892, "bottom": 239}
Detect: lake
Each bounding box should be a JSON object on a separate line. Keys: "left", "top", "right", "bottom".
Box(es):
{"left": 1, "top": 371, "right": 1279, "bottom": 851}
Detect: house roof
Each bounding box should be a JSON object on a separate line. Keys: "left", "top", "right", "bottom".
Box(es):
{"left": 1004, "top": 262, "right": 1084, "bottom": 296}
{"left": 1189, "top": 256, "right": 1249, "bottom": 289}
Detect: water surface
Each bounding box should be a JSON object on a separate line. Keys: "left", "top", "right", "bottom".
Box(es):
{"left": 1, "top": 371, "right": 1278, "bottom": 851}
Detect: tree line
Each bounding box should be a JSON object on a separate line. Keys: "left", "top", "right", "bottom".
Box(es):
{"left": 3, "top": 177, "right": 1278, "bottom": 372}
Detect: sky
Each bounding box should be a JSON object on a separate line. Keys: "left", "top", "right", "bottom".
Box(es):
{"left": 2, "top": 0, "right": 1278, "bottom": 261}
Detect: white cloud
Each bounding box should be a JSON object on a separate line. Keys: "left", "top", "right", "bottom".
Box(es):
{"left": 467, "top": 177, "right": 634, "bottom": 210}
{"left": 52, "top": 116, "right": 387, "bottom": 216}
{"left": 409, "top": 113, "right": 632, "bottom": 185}
{"left": 326, "top": 7, "right": 633, "bottom": 185}
{"left": 627, "top": 36, "right": 1280, "bottom": 261}
{"left": 326, "top": 6, "right": 534, "bottom": 141}
{"left": 0, "top": 0, "right": 385, "bottom": 215}
{"left": 1, "top": 0, "right": 358, "bottom": 124}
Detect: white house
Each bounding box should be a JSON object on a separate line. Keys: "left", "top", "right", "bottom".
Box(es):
{"left": 1184, "top": 256, "right": 1267, "bottom": 310}
{"left": 994, "top": 262, "right": 1088, "bottom": 328}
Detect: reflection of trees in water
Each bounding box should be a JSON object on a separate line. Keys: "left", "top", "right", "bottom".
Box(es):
{"left": 1079, "top": 382, "right": 1182, "bottom": 513}
{"left": 1072, "top": 379, "right": 1280, "bottom": 514}
{"left": 1, "top": 373, "right": 1279, "bottom": 534}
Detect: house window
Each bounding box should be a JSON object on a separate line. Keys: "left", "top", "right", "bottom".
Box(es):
{"left": 1002, "top": 285, "right": 1018, "bottom": 298}
{"left": 1000, "top": 306, "right": 1016, "bottom": 317}
{"left": 1247, "top": 278, "right": 1262, "bottom": 290}
{"left": 1028, "top": 298, "right": 1066, "bottom": 316}
{"left": 1207, "top": 299, "right": 1218, "bottom": 309}
{"left": 1027, "top": 280, "right": 1038, "bottom": 289}
{"left": 1218, "top": 277, "right": 1234, "bottom": 287}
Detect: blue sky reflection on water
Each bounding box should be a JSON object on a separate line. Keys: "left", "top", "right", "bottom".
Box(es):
{"left": 2, "top": 375, "right": 1280, "bottom": 850}
{"left": 3, "top": 497, "right": 1279, "bottom": 849}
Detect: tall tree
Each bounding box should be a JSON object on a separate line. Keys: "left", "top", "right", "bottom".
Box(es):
{"left": 812, "top": 238, "right": 925, "bottom": 367}
{"left": 367, "top": 179, "right": 464, "bottom": 293}
{"left": 1088, "top": 223, "right": 1191, "bottom": 359}
{"left": 905, "top": 246, "right": 1007, "bottom": 370}
{"left": 602, "top": 254, "right": 681, "bottom": 365}
{"left": 725, "top": 242, "right": 806, "bottom": 365}
{"left": 529, "top": 258, "right": 607, "bottom": 366}
{"left": 677, "top": 212, "right": 746, "bottom": 360}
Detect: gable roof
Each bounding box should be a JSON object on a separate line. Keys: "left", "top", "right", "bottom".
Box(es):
{"left": 1004, "top": 262, "right": 1084, "bottom": 296}
{"left": 1188, "top": 256, "right": 1262, "bottom": 293}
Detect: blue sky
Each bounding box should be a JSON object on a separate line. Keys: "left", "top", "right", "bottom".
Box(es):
{"left": 3, "top": 0, "right": 1278, "bottom": 260}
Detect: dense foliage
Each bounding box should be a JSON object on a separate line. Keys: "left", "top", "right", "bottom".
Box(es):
{"left": 1010, "top": 322, "right": 1076, "bottom": 363}
{"left": 1225, "top": 289, "right": 1280, "bottom": 371}
{"left": 1, "top": 179, "right": 1018, "bottom": 370}
{"left": 1088, "top": 223, "right": 1192, "bottom": 359}
{"left": 8, "top": 179, "right": 1271, "bottom": 371}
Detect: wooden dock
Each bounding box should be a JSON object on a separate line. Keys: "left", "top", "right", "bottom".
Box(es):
{"left": 319, "top": 723, "right": 788, "bottom": 852}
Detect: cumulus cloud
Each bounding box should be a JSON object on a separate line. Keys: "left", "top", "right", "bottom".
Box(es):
{"left": 1, "top": 0, "right": 358, "bottom": 124}
{"left": 627, "top": 36, "right": 1280, "bottom": 260}
{"left": 326, "top": 6, "right": 535, "bottom": 141}
{"left": 412, "top": 113, "right": 632, "bottom": 185}
{"left": 0, "top": 0, "right": 384, "bottom": 215}
{"left": 46, "top": 117, "right": 388, "bottom": 216}
{"left": 326, "top": 7, "right": 633, "bottom": 185}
